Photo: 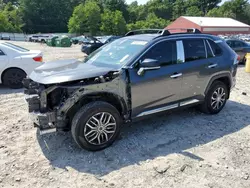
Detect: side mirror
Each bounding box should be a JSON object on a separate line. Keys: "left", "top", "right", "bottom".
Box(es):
{"left": 137, "top": 58, "right": 160, "bottom": 76}
{"left": 140, "top": 58, "right": 160, "bottom": 68}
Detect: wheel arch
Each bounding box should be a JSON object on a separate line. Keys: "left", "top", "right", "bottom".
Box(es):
{"left": 66, "top": 91, "right": 129, "bottom": 125}
{"left": 205, "top": 73, "right": 232, "bottom": 99}
{"left": 1, "top": 67, "right": 27, "bottom": 83}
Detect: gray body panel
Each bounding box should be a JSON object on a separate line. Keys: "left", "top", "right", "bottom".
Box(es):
{"left": 29, "top": 59, "right": 116, "bottom": 84}
{"left": 25, "top": 33, "right": 237, "bottom": 131}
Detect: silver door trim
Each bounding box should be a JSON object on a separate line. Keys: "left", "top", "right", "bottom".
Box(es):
{"left": 170, "top": 73, "right": 182, "bottom": 78}
{"left": 206, "top": 40, "right": 215, "bottom": 57}
{"left": 207, "top": 64, "right": 218, "bottom": 69}
{"left": 180, "top": 99, "right": 200, "bottom": 107}
{"left": 136, "top": 103, "right": 179, "bottom": 117}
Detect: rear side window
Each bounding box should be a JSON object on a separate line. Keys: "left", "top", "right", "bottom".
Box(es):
{"left": 208, "top": 40, "right": 222, "bottom": 56}
{"left": 143, "top": 40, "right": 177, "bottom": 66}
{"left": 183, "top": 39, "right": 206, "bottom": 62}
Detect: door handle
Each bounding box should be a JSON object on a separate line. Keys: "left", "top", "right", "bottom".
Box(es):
{"left": 207, "top": 64, "right": 218, "bottom": 69}
{"left": 170, "top": 73, "right": 182, "bottom": 78}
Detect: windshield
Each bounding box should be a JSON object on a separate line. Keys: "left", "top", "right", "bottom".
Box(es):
{"left": 83, "top": 38, "right": 148, "bottom": 68}
{"left": 2, "top": 42, "right": 29, "bottom": 52}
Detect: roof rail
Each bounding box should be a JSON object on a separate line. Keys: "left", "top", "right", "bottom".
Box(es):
{"left": 125, "top": 29, "right": 163, "bottom": 36}
{"left": 161, "top": 28, "right": 201, "bottom": 36}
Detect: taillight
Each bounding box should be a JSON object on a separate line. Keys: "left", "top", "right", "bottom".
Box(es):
{"left": 33, "top": 56, "right": 43, "bottom": 62}
{"left": 234, "top": 55, "right": 240, "bottom": 65}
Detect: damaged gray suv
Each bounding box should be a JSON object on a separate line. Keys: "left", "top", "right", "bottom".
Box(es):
{"left": 24, "top": 29, "right": 238, "bottom": 151}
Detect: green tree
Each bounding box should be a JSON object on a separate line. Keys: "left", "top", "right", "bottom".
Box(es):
{"left": 102, "top": 0, "right": 129, "bottom": 21}
{"left": 206, "top": 0, "right": 248, "bottom": 23}
{"left": 145, "top": 0, "right": 172, "bottom": 20}
{"left": 0, "top": 2, "right": 23, "bottom": 32}
{"left": 68, "top": 1, "right": 101, "bottom": 35}
{"left": 20, "top": 0, "right": 82, "bottom": 33}
{"left": 127, "top": 13, "right": 170, "bottom": 30}
{"left": 101, "top": 9, "right": 127, "bottom": 35}
{"left": 186, "top": 0, "right": 221, "bottom": 15}
{"left": 172, "top": 0, "right": 186, "bottom": 19}
{"left": 185, "top": 6, "right": 203, "bottom": 16}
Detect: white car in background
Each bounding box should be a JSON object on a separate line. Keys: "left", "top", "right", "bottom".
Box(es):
{"left": 0, "top": 42, "right": 43, "bottom": 89}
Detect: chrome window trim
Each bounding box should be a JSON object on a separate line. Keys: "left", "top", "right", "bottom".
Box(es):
{"left": 206, "top": 39, "right": 215, "bottom": 57}
{"left": 203, "top": 39, "right": 208, "bottom": 58}
{"left": 125, "top": 36, "right": 216, "bottom": 69}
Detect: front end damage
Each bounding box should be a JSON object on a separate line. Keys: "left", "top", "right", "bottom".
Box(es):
{"left": 24, "top": 70, "right": 130, "bottom": 134}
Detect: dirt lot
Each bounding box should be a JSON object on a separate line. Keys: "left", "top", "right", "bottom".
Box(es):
{"left": 0, "top": 41, "right": 250, "bottom": 188}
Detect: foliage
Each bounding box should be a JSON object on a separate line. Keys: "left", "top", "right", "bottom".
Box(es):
{"left": 20, "top": 0, "right": 83, "bottom": 33}
{"left": 185, "top": 6, "right": 203, "bottom": 16}
{"left": 101, "top": 9, "right": 127, "bottom": 35}
{"left": 68, "top": 1, "right": 101, "bottom": 35}
{"left": 1, "top": 0, "right": 250, "bottom": 34}
{"left": 0, "top": 2, "right": 23, "bottom": 32}
{"left": 206, "top": 0, "right": 248, "bottom": 23}
{"left": 127, "top": 13, "right": 171, "bottom": 30}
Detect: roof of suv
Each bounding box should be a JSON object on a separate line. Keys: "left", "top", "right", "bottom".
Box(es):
{"left": 125, "top": 33, "right": 221, "bottom": 42}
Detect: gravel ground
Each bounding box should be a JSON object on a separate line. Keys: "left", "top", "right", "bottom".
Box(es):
{"left": 0, "top": 41, "right": 250, "bottom": 188}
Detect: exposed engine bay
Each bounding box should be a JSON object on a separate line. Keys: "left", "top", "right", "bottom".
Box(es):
{"left": 24, "top": 70, "right": 129, "bottom": 133}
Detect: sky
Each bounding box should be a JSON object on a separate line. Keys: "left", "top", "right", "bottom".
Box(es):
{"left": 126, "top": 0, "right": 230, "bottom": 5}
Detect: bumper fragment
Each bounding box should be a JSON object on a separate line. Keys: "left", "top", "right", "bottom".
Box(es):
{"left": 31, "top": 111, "right": 56, "bottom": 130}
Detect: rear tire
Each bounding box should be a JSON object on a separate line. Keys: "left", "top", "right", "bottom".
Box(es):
{"left": 71, "top": 101, "right": 122, "bottom": 151}
{"left": 2, "top": 68, "right": 26, "bottom": 89}
{"left": 199, "top": 81, "right": 229, "bottom": 114}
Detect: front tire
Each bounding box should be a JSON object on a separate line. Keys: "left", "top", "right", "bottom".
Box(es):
{"left": 71, "top": 101, "right": 122, "bottom": 151}
{"left": 199, "top": 81, "right": 229, "bottom": 114}
{"left": 2, "top": 68, "right": 26, "bottom": 89}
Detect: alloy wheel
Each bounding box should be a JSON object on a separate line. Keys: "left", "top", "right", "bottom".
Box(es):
{"left": 211, "top": 87, "right": 226, "bottom": 110}
{"left": 84, "top": 112, "right": 117, "bottom": 145}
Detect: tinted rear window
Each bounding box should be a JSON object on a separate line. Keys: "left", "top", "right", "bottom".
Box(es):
{"left": 183, "top": 39, "right": 206, "bottom": 62}
{"left": 2, "top": 42, "right": 29, "bottom": 52}
{"left": 208, "top": 40, "right": 222, "bottom": 56}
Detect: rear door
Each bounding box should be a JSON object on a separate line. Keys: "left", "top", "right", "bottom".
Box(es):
{"left": 180, "top": 38, "right": 221, "bottom": 101}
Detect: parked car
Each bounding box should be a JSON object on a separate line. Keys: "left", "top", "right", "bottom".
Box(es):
{"left": 81, "top": 37, "right": 104, "bottom": 55}
{"left": 81, "top": 36, "right": 120, "bottom": 55}
{"left": 0, "top": 42, "right": 43, "bottom": 88}
{"left": 38, "top": 35, "right": 50, "bottom": 43}
{"left": 1, "top": 33, "right": 10, "bottom": 40}
{"left": 226, "top": 39, "right": 250, "bottom": 64}
{"left": 29, "top": 35, "right": 39, "bottom": 42}
{"left": 24, "top": 28, "right": 238, "bottom": 151}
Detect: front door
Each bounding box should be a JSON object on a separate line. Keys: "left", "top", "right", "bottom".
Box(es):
{"left": 127, "top": 40, "right": 184, "bottom": 117}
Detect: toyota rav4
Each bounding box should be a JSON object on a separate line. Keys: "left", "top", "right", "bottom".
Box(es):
{"left": 24, "top": 29, "right": 238, "bottom": 151}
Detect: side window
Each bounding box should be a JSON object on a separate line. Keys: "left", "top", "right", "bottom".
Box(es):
{"left": 234, "top": 41, "right": 244, "bottom": 48}
{"left": 208, "top": 40, "right": 222, "bottom": 56}
{"left": 0, "top": 49, "right": 5, "bottom": 56}
{"left": 183, "top": 39, "right": 206, "bottom": 62}
{"left": 226, "top": 41, "right": 233, "bottom": 47}
{"left": 143, "top": 40, "right": 177, "bottom": 66}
